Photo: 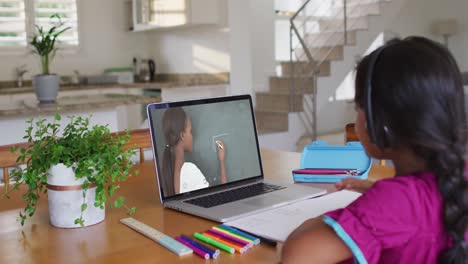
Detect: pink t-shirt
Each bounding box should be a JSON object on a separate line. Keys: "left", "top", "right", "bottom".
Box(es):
{"left": 324, "top": 171, "right": 464, "bottom": 263}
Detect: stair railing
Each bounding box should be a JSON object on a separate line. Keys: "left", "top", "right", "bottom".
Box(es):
{"left": 289, "top": 0, "right": 385, "bottom": 141}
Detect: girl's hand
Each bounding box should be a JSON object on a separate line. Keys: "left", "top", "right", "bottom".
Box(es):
{"left": 216, "top": 140, "right": 225, "bottom": 162}
{"left": 335, "top": 178, "right": 374, "bottom": 193}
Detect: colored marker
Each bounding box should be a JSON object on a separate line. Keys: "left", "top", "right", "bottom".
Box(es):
{"left": 186, "top": 239, "right": 221, "bottom": 259}
{"left": 207, "top": 229, "right": 251, "bottom": 248}
{"left": 212, "top": 226, "right": 253, "bottom": 244}
{"left": 202, "top": 232, "right": 247, "bottom": 254}
{"left": 220, "top": 225, "right": 261, "bottom": 245}
{"left": 175, "top": 237, "right": 209, "bottom": 259}
{"left": 194, "top": 232, "right": 235, "bottom": 254}
{"left": 180, "top": 235, "right": 220, "bottom": 259}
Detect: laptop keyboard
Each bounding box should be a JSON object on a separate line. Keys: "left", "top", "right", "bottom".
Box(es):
{"left": 184, "top": 183, "right": 286, "bottom": 208}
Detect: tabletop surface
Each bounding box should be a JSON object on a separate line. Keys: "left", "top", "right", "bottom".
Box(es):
{"left": 0, "top": 149, "right": 394, "bottom": 264}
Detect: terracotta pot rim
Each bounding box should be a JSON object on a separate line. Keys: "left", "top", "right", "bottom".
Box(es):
{"left": 46, "top": 183, "right": 97, "bottom": 191}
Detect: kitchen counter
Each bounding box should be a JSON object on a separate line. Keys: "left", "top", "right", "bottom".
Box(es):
{"left": 0, "top": 93, "right": 161, "bottom": 119}
{"left": 0, "top": 82, "right": 170, "bottom": 95}
{"left": 0, "top": 73, "right": 228, "bottom": 146}
{"left": 0, "top": 73, "right": 229, "bottom": 96}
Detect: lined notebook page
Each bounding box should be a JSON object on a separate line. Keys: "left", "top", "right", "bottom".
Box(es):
{"left": 225, "top": 190, "right": 361, "bottom": 242}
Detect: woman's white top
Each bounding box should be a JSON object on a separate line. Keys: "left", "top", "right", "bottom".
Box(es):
{"left": 179, "top": 162, "right": 209, "bottom": 193}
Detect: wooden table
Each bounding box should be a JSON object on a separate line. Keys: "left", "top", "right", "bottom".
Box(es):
{"left": 0, "top": 149, "right": 394, "bottom": 264}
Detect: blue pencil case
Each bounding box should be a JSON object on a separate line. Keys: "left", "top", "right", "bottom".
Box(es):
{"left": 292, "top": 141, "right": 372, "bottom": 183}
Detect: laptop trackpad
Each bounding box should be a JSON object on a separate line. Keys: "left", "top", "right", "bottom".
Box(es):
{"left": 242, "top": 194, "right": 285, "bottom": 207}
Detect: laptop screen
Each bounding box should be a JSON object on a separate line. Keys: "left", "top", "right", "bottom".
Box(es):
{"left": 147, "top": 95, "right": 263, "bottom": 200}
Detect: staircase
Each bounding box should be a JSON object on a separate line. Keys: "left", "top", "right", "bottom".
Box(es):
{"left": 255, "top": 0, "right": 405, "bottom": 150}
{"left": 255, "top": 61, "right": 330, "bottom": 134}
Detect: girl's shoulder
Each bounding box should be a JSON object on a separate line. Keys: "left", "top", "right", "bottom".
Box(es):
{"left": 325, "top": 172, "right": 448, "bottom": 263}
{"left": 347, "top": 171, "right": 443, "bottom": 228}
{"left": 182, "top": 162, "right": 199, "bottom": 170}
{"left": 180, "top": 162, "right": 209, "bottom": 193}
{"left": 372, "top": 170, "right": 437, "bottom": 190}
{"left": 365, "top": 171, "right": 440, "bottom": 207}
{"left": 181, "top": 162, "right": 205, "bottom": 178}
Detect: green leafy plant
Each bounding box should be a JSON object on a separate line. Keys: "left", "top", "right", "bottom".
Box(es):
{"left": 30, "top": 14, "right": 70, "bottom": 75}
{"left": 4, "top": 114, "right": 138, "bottom": 226}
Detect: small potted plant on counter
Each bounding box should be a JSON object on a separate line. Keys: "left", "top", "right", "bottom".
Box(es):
{"left": 5, "top": 114, "right": 137, "bottom": 228}
{"left": 30, "top": 14, "right": 70, "bottom": 103}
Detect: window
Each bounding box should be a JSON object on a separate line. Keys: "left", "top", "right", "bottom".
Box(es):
{"left": 0, "top": 0, "right": 27, "bottom": 46}
{"left": 34, "top": 0, "right": 79, "bottom": 46}
{"left": 0, "top": 0, "right": 78, "bottom": 48}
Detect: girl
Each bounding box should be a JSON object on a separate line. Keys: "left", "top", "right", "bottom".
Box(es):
{"left": 161, "top": 108, "right": 227, "bottom": 196}
{"left": 282, "top": 36, "right": 468, "bottom": 263}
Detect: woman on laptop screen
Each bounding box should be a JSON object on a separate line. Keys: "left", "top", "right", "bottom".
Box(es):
{"left": 162, "top": 108, "right": 227, "bottom": 196}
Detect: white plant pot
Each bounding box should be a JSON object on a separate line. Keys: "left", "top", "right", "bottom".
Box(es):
{"left": 47, "top": 164, "right": 105, "bottom": 228}
{"left": 33, "top": 74, "right": 59, "bottom": 103}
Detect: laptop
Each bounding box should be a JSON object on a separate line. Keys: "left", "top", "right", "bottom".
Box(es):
{"left": 147, "top": 94, "right": 326, "bottom": 222}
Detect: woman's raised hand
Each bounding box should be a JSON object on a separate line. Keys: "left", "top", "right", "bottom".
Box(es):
{"left": 216, "top": 140, "right": 226, "bottom": 161}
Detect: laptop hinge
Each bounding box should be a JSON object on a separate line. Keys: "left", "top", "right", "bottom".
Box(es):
{"left": 163, "top": 177, "right": 263, "bottom": 203}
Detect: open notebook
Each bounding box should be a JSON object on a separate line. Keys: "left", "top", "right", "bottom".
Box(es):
{"left": 224, "top": 190, "right": 361, "bottom": 242}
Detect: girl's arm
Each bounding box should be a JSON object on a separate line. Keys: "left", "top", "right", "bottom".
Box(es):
{"left": 216, "top": 141, "right": 227, "bottom": 184}
{"left": 282, "top": 217, "right": 353, "bottom": 264}
{"left": 220, "top": 162, "right": 227, "bottom": 184}
{"left": 336, "top": 178, "right": 374, "bottom": 193}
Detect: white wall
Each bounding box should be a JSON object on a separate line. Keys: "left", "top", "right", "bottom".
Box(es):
{"left": 147, "top": 27, "right": 230, "bottom": 74}
{"left": 227, "top": 0, "right": 253, "bottom": 95}
{"left": 0, "top": 0, "right": 150, "bottom": 81}
{"left": 148, "top": 0, "right": 275, "bottom": 96}
{"left": 228, "top": 0, "right": 276, "bottom": 95}
{"left": 147, "top": 0, "right": 230, "bottom": 75}
{"left": 250, "top": 0, "right": 276, "bottom": 93}
{"left": 0, "top": 110, "right": 120, "bottom": 145}
{"left": 388, "top": 0, "right": 468, "bottom": 71}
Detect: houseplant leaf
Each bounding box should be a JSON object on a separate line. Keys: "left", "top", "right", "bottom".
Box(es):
{"left": 4, "top": 114, "right": 137, "bottom": 226}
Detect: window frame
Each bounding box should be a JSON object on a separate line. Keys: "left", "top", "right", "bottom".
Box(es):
{"left": 0, "top": 0, "right": 81, "bottom": 55}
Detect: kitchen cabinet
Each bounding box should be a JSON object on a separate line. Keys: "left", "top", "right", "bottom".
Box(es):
{"left": 131, "top": 0, "right": 219, "bottom": 31}
{"left": 0, "top": 91, "right": 160, "bottom": 146}
{"left": 0, "top": 94, "right": 11, "bottom": 105}
{"left": 58, "top": 89, "right": 101, "bottom": 98}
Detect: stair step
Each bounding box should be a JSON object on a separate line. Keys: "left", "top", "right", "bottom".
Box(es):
{"left": 257, "top": 127, "right": 288, "bottom": 135}
{"left": 330, "top": 2, "right": 381, "bottom": 18}
{"left": 304, "top": 31, "right": 356, "bottom": 47}
{"left": 331, "top": 0, "right": 390, "bottom": 8}
{"left": 256, "top": 93, "right": 303, "bottom": 112}
{"left": 255, "top": 111, "right": 289, "bottom": 134}
{"left": 318, "top": 16, "right": 368, "bottom": 32}
{"left": 295, "top": 46, "right": 344, "bottom": 62}
{"left": 269, "top": 76, "right": 315, "bottom": 94}
{"left": 280, "top": 61, "right": 331, "bottom": 77}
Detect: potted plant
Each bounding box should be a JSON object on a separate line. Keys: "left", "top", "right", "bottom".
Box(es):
{"left": 30, "top": 14, "right": 70, "bottom": 103}
{"left": 4, "top": 114, "right": 137, "bottom": 228}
